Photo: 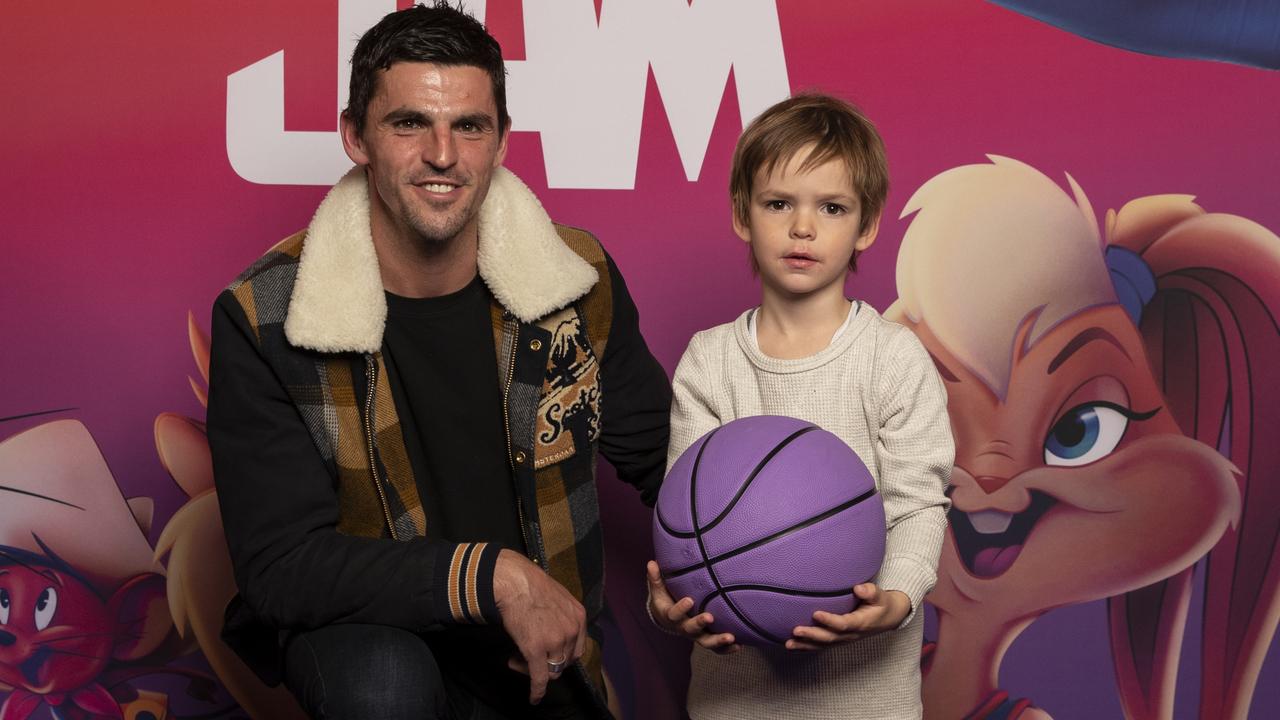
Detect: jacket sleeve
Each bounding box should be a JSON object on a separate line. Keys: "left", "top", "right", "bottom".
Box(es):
{"left": 207, "top": 292, "right": 501, "bottom": 634}
{"left": 872, "top": 327, "right": 954, "bottom": 627}
{"left": 595, "top": 252, "right": 673, "bottom": 507}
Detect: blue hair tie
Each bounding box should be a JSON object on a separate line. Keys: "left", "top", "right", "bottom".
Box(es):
{"left": 1105, "top": 246, "right": 1156, "bottom": 325}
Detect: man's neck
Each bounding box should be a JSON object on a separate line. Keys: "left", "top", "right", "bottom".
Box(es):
{"left": 371, "top": 215, "right": 480, "bottom": 300}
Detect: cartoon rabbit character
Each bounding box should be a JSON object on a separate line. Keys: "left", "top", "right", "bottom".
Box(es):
{"left": 887, "top": 157, "right": 1280, "bottom": 719}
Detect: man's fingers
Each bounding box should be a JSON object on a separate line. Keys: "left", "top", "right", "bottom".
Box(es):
{"left": 527, "top": 654, "right": 550, "bottom": 705}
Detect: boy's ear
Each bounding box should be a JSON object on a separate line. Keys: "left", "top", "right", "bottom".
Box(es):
{"left": 732, "top": 214, "right": 752, "bottom": 243}
{"left": 855, "top": 212, "right": 882, "bottom": 252}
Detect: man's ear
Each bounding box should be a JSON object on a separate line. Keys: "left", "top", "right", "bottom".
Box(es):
{"left": 340, "top": 112, "right": 370, "bottom": 166}
{"left": 109, "top": 573, "right": 173, "bottom": 662}
{"left": 855, "top": 212, "right": 882, "bottom": 252}
{"left": 494, "top": 117, "right": 512, "bottom": 168}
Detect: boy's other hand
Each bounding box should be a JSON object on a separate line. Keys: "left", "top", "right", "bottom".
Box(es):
{"left": 785, "top": 583, "right": 911, "bottom": 651}
{"left": 646, "top": 560, "right": 741, "bottom": 654}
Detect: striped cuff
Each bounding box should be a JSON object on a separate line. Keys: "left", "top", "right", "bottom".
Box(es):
{"left": 434, "top": 542, "right": 501, "bottom": 625}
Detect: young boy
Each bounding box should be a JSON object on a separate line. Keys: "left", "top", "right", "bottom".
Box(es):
{"left": 646, "top": 94, "right": 954, "bottom": 719}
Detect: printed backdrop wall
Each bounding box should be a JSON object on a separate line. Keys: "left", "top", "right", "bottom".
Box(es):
{"left": 3, "top": 1, "right": 1279, "bottom": 718}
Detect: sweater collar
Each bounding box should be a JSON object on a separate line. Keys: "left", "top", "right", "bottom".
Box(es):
{"left": 284, "top": 166, "right": 598, "bottom": 353}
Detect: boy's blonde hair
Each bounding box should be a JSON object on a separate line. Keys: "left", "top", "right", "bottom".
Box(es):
{"left": 730, "top": 93, "right": 888, "bottom": 269}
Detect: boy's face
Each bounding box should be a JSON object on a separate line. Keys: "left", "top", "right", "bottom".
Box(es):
{"left": 734, "top": 148, "right": 880, "bottom": 300}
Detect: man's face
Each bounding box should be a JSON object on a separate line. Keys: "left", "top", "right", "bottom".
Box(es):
{"left": 341, "top": 62, "right": 508, "bottom": 249}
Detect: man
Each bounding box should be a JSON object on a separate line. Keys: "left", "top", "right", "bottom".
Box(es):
{"left": 206, "top": 4, "right": 671, "bottom": 718}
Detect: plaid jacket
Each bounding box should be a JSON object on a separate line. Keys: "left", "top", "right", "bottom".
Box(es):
{"left": 209, "top": 167, "right": 670, "bottom": 716}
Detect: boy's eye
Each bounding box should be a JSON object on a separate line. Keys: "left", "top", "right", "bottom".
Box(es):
{"left": 820, "top": 203, "right": 847, "bottom": 216}
{"left": 764, "top": 200, "right": 789, "bottom": 212}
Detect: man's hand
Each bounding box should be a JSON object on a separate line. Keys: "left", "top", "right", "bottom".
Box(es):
{"left": 646, "top": 561, "right": 740, "bottom": 654}
{"left": 786, "top": 583, "right": 911, "bottom": 651}
{"left": 493, "top": 549, "right": 586, "bottom": 704}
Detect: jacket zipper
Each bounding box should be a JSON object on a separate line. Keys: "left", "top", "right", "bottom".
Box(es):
{"left": 364, "top": 355, "right": 398, "bottom": 540}
{"left": 502, "top": 320, "right": 542, "bottom": 567}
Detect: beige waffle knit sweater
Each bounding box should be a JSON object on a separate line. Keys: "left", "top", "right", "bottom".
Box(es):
{"left": 667, "top": 302, "right": 954, "bottom": 720}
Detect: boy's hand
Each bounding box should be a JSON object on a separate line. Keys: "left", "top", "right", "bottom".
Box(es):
{"left": 786, "top": 583, "right": 911, "bottom": 651}
{"left": 646, "top": 561, "right": 741, "bottom": 654}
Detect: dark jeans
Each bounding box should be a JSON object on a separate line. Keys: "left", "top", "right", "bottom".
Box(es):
{"left": 282, "top": 623, "right": 594, "bottom": 720}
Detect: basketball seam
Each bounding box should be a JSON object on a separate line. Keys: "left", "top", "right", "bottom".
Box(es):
{"left": 696, "top": 584, "right": 856, "bottom": 615}
{"left": 664, "top": 488, "right": 878, "bottom": 579}
{"left": 699, "top": 425, "right": 819, "bottom": 534}
{"left": 683, "top": 426, "right": 784, "bottom": 644}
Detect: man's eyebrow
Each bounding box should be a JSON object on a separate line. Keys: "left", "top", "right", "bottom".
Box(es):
{"left": 381, "top": 108, "right": 430, "bottom": 125}
{"left": 1047, "top": 327, "right": 1130, "bottom": 375}
{"left": 453, "top": 112, "right": 495, "bottom": 129}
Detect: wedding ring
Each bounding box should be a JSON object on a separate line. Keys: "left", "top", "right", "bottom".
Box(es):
{"left": 547, "top": 657, "right": 568, "bottom": 673}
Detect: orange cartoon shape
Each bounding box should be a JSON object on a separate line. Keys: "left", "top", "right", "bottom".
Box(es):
{"left": 887, "top": 156, "right": 1280, "bottom": 720}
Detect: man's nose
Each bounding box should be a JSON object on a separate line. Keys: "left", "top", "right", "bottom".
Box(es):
{"left": 423, "top": 126, "right": 457, "bottom": 169}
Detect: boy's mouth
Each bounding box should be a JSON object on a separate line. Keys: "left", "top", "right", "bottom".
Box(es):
{"left": 784, "top": 251, "right": 818, "bottom": 268}
{"left": 949, "top": 491, "right": 1055, "bottom": 578}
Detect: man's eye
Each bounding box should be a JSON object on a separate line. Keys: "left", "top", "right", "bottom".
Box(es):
{"left": 458, "top": 122, "right": 479, "bottom": 133}
{"left": 393, "top": 119, "right": 421, "bottom": 130}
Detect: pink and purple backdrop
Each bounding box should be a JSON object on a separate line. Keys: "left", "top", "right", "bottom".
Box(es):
{"left": 3, "top": 1, "right": 1278, "bottom": 718}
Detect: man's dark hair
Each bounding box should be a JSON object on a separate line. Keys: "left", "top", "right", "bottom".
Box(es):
{"left": 345, "top": 1, "right": 508, "bottom": 137}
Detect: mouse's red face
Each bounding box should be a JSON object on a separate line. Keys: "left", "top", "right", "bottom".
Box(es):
{"left": 0, "top": 560, "right": 114, "bottom": 694}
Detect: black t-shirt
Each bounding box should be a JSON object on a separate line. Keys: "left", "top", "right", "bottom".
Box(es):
{"left": 382, "top": 276, "right": 588, "bottom": 718}
{"left": 382, "top": 275, "right": 524, "bottom": 553}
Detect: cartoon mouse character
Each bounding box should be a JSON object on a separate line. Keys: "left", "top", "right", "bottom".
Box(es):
{"left": 0, "top": 420, "right": 184, "bottom": 720}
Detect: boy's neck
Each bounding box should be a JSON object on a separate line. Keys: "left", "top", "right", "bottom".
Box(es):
{"left": 755, "top": 285, "right": 853, "bottom": 359}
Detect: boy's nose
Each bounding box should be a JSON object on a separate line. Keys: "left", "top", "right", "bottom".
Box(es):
{"left": 790, "top": 213, "right": 814, "bottom": 239}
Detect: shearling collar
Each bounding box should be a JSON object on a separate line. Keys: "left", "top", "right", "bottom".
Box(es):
{"left": 284, "top": 166, "right": 599, "bottom": 354}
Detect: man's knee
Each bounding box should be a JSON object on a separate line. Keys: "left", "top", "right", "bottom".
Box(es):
{"left": 283, "top": 624, "right": 446, "bottom": 719}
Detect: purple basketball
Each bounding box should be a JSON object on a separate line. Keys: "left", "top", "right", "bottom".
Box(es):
{"left": 652, "top": 415, "right": 885, "bottom": 647}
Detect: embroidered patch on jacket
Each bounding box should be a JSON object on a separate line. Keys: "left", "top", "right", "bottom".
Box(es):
{"left": 535, "top": 309, "right": 601, "bottom": 469}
